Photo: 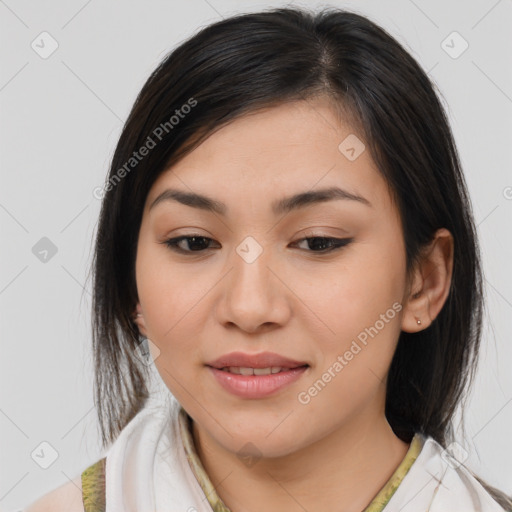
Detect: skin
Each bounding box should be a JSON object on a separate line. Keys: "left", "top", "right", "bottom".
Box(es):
{"left": 133, "top": 97, "right": 454, "bottom": 512}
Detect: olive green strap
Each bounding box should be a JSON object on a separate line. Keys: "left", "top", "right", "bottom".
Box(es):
{"left": 81, "top": 457, "right": 106, "bottom": 512}
{"left": 363, "top": 434, "right": 424, "bottom": 512}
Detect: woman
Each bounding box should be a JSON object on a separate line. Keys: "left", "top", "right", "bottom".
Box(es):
{"left": 26, "top": 6, "right": 512, "bottom": 512}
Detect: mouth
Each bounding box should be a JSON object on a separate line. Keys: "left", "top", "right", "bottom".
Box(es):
{"left": 216, "top": 365, "right": 309, "bottom": 375}
{"left": 205, "top": 351, "right": 310, "bottom": 398}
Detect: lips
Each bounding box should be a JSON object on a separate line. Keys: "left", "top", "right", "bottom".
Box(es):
{"left": 206, "top": 352, "right": 309, "bottom": 399}
{"left": 208, "top": 365, "right": 309, "bottom": 398}
{"left": 206, "top": 351, "right": 309, "bottom": 371}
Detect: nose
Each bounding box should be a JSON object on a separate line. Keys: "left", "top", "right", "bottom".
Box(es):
{"left": 214, "top": 246, "right": 292, "bottom": 334}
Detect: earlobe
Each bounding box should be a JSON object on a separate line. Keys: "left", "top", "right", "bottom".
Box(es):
{"left": 401, "top": 228, "right": 454, "bottom": 334}
{"left": 133, "top": 303, "right": 148, "bottom": 337}
{"left": 401, "top": 290, "right": 432, "bottom": 333}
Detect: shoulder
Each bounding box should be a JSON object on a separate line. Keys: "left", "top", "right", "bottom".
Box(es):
{"left": 424, "top": 437, "right": 510, "bottom": 511}
{"left": 429, "top": 438, "right": 510, "bottom": 506}
{"left": 25, "top": 474, "right": 84, "bottom": 512}
{"left": 387, "top": 435, "right": 511, "bottom": 511}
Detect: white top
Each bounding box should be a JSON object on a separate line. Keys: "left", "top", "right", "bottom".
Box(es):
{"left": 104, "top": 366, "right": 507, "bottom": 512}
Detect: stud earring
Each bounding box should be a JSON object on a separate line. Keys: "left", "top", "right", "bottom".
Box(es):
{"left": 415, "top": 317, "right": 421, "bottom": 325}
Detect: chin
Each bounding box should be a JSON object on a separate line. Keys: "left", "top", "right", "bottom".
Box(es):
{"left": 211, "top": 418, "right": 306, "bottom": 459}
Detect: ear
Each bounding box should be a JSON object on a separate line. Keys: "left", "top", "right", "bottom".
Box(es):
{"left": 132, "top": 302, "right": 148, "bottom": 338}
{"left": 401, "top": 228, "right": 454, "bottom": 333}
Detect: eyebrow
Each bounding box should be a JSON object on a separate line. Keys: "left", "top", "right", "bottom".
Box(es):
{"left": 149, "top": 186, "right": 372, "bottom": 216}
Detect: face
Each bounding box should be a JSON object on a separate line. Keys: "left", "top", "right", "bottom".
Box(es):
{"left": 135, "top": 98, "right": 410, "bottom": 458}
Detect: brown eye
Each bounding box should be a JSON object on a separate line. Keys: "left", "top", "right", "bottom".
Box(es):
{"left": 292, "top": 237, "right": 353, "bottom": 253}
{"left": 163, "top": 235, "right": 219, "bottom": 253}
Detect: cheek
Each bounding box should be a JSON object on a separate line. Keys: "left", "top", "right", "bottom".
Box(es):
{"left": 297, "top": 245, "right": 404, "bottom": 331}
{"left": 296, "top": 284, "right": 403, "bottom": 432}
{"left": 136, "top": 240, "right": 195, "bottom": 349}
{"left": 299, "top": 241, "right": 405, "bottom": 381}
{"left": 138, "top": 262, "right": 203, "bottom": 400}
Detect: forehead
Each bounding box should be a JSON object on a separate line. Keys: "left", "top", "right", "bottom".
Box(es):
{"left": 146, "top": 99, "right": 392, "bottom": 216}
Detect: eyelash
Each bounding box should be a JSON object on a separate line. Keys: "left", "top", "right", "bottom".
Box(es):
{"left": 162, "top": 234, "right": 353, "bottom": 255}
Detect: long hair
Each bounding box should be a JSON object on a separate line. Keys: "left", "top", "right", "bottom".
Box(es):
{"left": 88, "top": 6, "right": 511, "bottom": 507}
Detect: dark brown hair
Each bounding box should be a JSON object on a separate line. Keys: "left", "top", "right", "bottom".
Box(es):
{"left": 88, "top": 6, "right": 511, "bottom": 508}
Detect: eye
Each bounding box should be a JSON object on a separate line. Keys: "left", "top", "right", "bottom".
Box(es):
{"left": 291, "top": 236, "right": 353, "bottom": 253}
{"left": 162, "top": 234, "right": 352, "bottom": 255}
{"left": 162, "top": 235, "right": 219, "bottom": 253}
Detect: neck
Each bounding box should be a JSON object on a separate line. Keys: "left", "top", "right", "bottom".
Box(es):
{"left": 191, "top": 406, "right": 410, "bottom": 512}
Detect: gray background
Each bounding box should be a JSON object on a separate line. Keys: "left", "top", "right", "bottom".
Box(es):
{"left": 1, "top": 0, "right": 511, "bottom": 509}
